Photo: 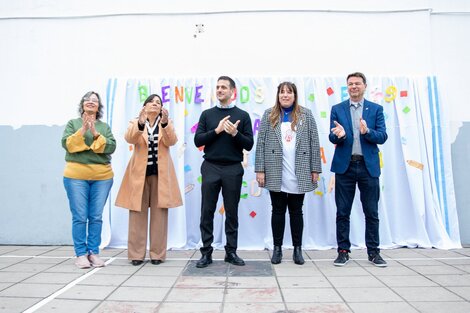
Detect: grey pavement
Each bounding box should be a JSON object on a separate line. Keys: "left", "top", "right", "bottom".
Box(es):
{"left": 1, "top": 246, "right": 470, "bottom": 313}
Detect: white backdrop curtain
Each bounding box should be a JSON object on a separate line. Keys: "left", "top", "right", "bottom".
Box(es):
{"left": 101, "top": 76, "right": 460, "bottom": 251}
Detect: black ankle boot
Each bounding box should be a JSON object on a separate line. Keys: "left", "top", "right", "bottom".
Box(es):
{"left": 271, "top": 246, "right": 282, "bottom": 264}
{"left": 293, "top": 246, "right": 304, "bottom": 265}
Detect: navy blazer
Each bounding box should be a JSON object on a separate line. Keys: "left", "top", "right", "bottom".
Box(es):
{"left": 329, "top": 99, "right": 387, "bottom": 178}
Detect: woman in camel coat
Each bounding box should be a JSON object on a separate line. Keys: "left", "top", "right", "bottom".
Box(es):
{"left": 115, "top": 94, "right": 182, "bottom": 265}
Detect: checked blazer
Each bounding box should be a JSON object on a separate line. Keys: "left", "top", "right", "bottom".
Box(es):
{"left": 255, "top": 106, "right": 322, "bottom": 193}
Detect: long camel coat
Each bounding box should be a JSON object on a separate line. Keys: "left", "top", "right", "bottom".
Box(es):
{"left": 115, "top": 119, "right": 183, "bottom": 211}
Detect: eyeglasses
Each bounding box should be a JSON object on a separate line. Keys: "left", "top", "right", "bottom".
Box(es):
{"left": 84, "top": 98, "right": 99, "bottom": 103}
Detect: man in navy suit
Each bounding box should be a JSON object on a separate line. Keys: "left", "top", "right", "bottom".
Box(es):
{"left": 329, "top": 72, "right": 388, "bottom": 267}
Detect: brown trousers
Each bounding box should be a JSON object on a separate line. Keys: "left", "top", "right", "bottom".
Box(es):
{"left": 128, "top": 175, "right": 168, "bottom": 261}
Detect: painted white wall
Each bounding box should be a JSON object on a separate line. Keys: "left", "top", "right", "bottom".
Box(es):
{"left": 1, "top": 0, "right": 470, "bottom": 244}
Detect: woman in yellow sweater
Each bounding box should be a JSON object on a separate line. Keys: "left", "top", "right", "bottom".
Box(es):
{"left": 62, "top": 91, "right": 116, "bottom": 269}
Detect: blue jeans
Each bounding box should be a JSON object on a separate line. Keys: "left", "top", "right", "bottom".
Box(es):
{"left": 335, "top": 160, "right": 380, "bottom": 255}
{"left": 63, "top": 177, "right": 113, "bottom": 256}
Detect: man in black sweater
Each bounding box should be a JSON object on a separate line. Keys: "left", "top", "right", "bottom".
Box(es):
{"left": 194, "top": 76, "right": 254, "bottom": 268}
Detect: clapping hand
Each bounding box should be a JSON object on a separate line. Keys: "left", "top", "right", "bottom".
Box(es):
{"left": 160, "top": 107, "right": 169, "bottom": 124}
{"left": 138, "top": 107, "right": 148, "bottom": 125}
{"left": 359, "top": 118, "right": 368, "bottom": 134}
{"left": 224, "top": 119, "right": 240, "bottom": 137}
{"left": 331, "top": 121, "right": 345, "bottom": 138}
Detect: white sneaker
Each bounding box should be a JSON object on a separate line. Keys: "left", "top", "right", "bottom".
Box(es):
{"left": 88, "top": 254, "right": 106, "bottom": 267}
{"left": 75, "top": 255, "right": 91, "bottom": 269}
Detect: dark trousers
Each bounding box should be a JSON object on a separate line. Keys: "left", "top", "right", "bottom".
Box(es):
{"left": 269, "top": 191, "right": 305, "bottom": 247}
{"left": 335, "top": 159, "right": 380, "bottom": 255}
{"left": 200, "top": 160, "right": 243, "bottom": 255}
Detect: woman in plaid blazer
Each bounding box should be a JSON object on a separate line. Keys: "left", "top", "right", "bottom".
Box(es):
{"left": 255, "top": 82, "right": 322, "bottom": 265}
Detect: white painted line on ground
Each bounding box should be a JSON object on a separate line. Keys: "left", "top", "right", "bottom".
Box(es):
{"left": 22, "top": 257, "right": 116, "bottom": 313}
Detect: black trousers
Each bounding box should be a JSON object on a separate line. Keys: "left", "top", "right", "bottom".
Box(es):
{"left": 335, "top": 159, "right": 380, "bottom": 255}
{"left": 269, "top": 191, "right": 305, "bottom": 247}
{"left": 200, "top": 160, "right": 244, "bottom": 255}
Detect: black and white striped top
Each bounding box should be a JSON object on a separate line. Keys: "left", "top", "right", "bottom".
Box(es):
{"left": 146, "top": 121, "right": 159, "bottom": 176}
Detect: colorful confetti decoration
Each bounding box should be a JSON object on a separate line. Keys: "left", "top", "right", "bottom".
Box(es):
{"left": 219, "top": 205, "right": 225, "bottom": 215}
{"left": 326, "top": 87, "right": 334, "bottom": 96}
{"left": 249, "top": 211, "right": 257, "bottom": 218}
{"left": 308, "top": 93, "right": 315, "bottom": 102}
{"left": 407, "top": 160, "right": 424, "bottom": 170}
{"left": 184, "top": 184, "right": 194, "bottom": 194}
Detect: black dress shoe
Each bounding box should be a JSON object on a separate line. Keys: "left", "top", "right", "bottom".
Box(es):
{"left": 196, "top": 254, "right": 212, "bottom": 268}
{"left": 293, "top": 246, "right": 305, "bottom": 265}
{"left": 224, "top": 252, "right": 245, "bottom": 266}
{"left": 151, "top": 260, "right": 163, "bottom": 265}
{"left": 131, "top": 260, "right": 144, "bottom": 266}
{"left": 271, "top": 246, "right": 282, "bottom": 264}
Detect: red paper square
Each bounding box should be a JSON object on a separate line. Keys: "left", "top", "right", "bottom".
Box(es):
{"left": 327, "top": 87, "right": 334, "bottom": 96}
{"left": 249, "top": 211, "right": 257, "bottom": 218}
{"left": 400, "top": 90, "right": 408, "bottom": 97}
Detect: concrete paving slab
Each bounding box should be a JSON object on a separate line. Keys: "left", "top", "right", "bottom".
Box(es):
{"left": 0, "top": 271, "right": 36, "bottom": 283}
{"left": 77, "top": 273, "right": 129, "bottom": 286}
{"left": 277, "top": 275, "right": 332, "bottom": 288}
{"left": 286, "top": 302, "right": 352, "bottom": 313}
{"left": 158, "top": 302, "right": 221, "bottom": 313}
{"left": 0, "top": 296, "right": 41, "bottom": 313}
{"left": 427, "top": 274, "right": 470, "bottom": 286}
{"left": 392, "top": 286, "right": 464, "bottom": 301}
{"left": 165, "top": 287, "right": 224, "bottom": 302}
{"left": 318, "top": 266, "right": 372, "bottom": 277}
{"left": 174, "top": 276, "right": 226, "bottom": 288}
{"left": 274, "top": 266, "right": 324, "bottom": 277}
{"left": 136, "top": 265, "right": 184, "bottom": 276}
{"left": 56, "top": 285, "right": 117, "bottom": 300}
{"left": 411, "top": 265, "right": 466, "bottom": 275}
{"left": 2, "top": 263, "right": 55, "bottom": 273}
{"left": 348, "top": 302, "right": 419, "bottom": 313}
{"left": 328, "top": 275, "right": 386, "bottom": 288}
{"left": 447, "top": 286, "right": 470, "bottom": 301}
{"left": 224, "top": 287, "right": 283, "bottom": 303}
{"left": 410, "top": 301, "right": 470, "bottom": 313}
{"left": 226, "top": 276, "right": 277, "bottom": 289}
{"left": 223, "top": 302, "right": 285, "bottom": 313}
{"left": 35, "top": 299, "right": 100, "bottom": 313}
{"left": 22, "top": 272, "right": 82, "bottom": 284}
{"left": 336, "top": 287, "right": 403, "bottom": 302}
{"left": 378, "top": 274, "right": 438, "bottom": 287}
{"left": 106, "top": 286, "right": 168, "bottom": 302}
{"left": 281, "top": 287, "right": 343, "bottom": 303}
{"left": 0, "top": 282, "right": 64, "bottom": 298}
{"left": 123, "top": 275, "right": 178, "bottom": 288}
{"left": 92, "top": 300, "right": 160, "bottom": 313}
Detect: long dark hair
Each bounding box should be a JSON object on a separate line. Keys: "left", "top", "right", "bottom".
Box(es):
{"left": 78, "top": 91, "right": 103, "bottom": 120}
{"left": 269, "top": 82, "right": 301, "bottom": 131}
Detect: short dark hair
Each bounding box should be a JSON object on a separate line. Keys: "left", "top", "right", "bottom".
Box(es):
{"left": 143, "top": 94, "right": 162, "bottom": 107}
{"left": 78, "top": 91, "right": 103, "bottom": 120}
{"left": 347, "top": 72, "right": 367, "bottom": 84}
{"left": 217, "top": 76, "right": 236, "bottom": 89}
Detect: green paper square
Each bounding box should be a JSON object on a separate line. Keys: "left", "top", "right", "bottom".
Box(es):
{"left": 321, "top": 111, "right": 327, "bottom": 118}
{"left": 403, "top": 106, "right": 411, "bottom": 114}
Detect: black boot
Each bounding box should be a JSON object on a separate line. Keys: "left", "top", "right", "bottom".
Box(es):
{"left": 293, "top": 246, "right": 304, "bottom": 265}
{"left": 271, "top": 246, "right": 282, "bottom": 264}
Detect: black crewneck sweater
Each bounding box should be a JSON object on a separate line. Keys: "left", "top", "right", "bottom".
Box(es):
{"left": 194, "top": 106, "right": 254, "bottom": 164}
